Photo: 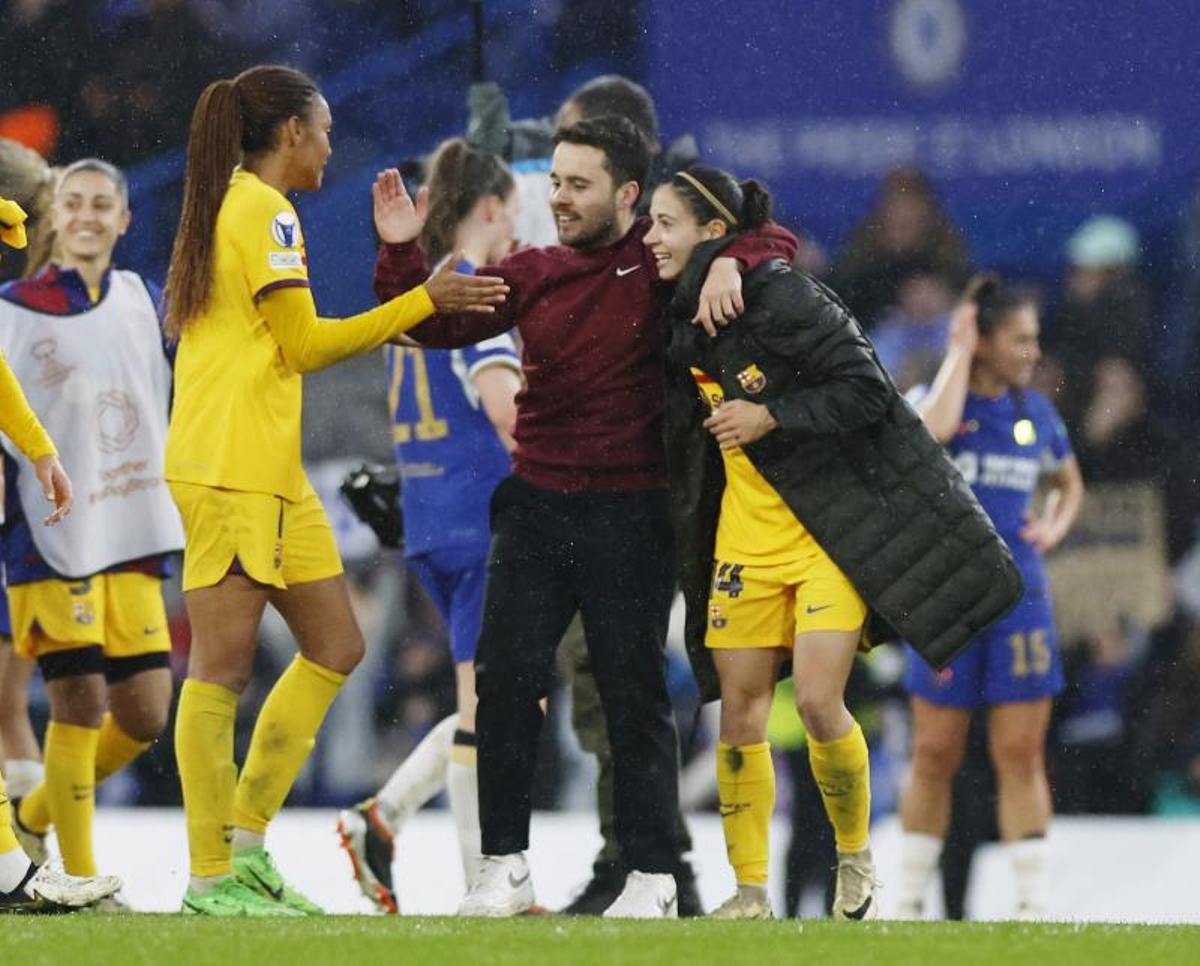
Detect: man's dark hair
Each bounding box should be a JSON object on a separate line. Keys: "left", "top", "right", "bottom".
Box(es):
{"left": 555, "top": 115, "right": 652, "bottom": 201}
{"left": 563, "top": 75, "right": 660, "bottom": 152}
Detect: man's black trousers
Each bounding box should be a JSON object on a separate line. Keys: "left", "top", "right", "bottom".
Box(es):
{"left": 474, "top": 476, "right": 681, "bottom": 873}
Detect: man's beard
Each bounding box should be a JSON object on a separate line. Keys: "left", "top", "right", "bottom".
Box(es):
{"left": 557, "top": 208, "right": 621, "bottom": 251}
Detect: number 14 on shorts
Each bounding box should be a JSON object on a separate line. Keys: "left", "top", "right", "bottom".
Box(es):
{"left": 713, "top": 562, "right": 745, "bottom": 599}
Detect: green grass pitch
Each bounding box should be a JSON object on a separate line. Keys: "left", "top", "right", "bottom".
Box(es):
{"left": 1, "top": 917, "right": 1197, "bottom": 965}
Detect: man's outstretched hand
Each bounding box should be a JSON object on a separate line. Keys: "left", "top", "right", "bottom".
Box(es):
{"left": 423, "top": 253, "right": 509, "bottom": 314}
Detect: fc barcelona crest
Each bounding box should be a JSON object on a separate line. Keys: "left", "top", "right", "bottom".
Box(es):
{"left": 736, "top": 364, "right": 766, "bottom": 394}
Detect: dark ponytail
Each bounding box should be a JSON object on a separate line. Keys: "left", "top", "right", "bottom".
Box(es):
{"left": 961, "top": 272, "right": 1030, "bottom": 337}
{"left": 419, "top": 138, "right": 514, "bottom": 264}
{"left": 164, "top": 65, "right": 319, "bottom": 340}
{"left": 738, "top": 179, "right": 772, "bottom": 229}
{"left": 670, "top": 165, "right": 773, "bottom": 232}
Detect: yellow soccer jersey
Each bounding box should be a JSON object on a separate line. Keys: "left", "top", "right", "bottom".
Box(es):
{"left": 166, "top": 168, "right": 318, "bottom": 502}
{"left": 691, "top": 367, "right": 811, "bottom": 564}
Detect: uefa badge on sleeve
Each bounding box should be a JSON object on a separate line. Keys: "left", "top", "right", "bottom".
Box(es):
{"left": 271, "top": 211, "right": 300, "bottom": 248}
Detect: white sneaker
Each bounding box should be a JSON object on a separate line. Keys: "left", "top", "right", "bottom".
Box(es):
{"left": 602, "top": 870, "right": 678, "bottom": 919}
{"left": 457, "top": 853, "right": 535, "bottom": 917}
{"left": 832, "top": 848, "right": 879, "bottom": 921}
{"left": 23, "top": 861, "right": 122, "bottom": 910}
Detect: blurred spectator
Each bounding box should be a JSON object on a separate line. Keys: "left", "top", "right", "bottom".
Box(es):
{"left": 61, "top": 1, "right": 233, "bottom": 166}
{"left": 0, "top": 0, "right": 92, "bottom": 160}
{"left": 1043, "top": 216, "right": 1155, "bottom": 426}
{"left": 829, "top": 166, "right": 970, "bottom": 329}
{"left": 1074, "top": 356, "right": 1200, "bottom": 563}
{"left": 869, "top": 263, "right": 957, "bottom": 392}
{"left": 1042, "top": 351, "right": 1197, "bottom": 818}
{"left": 1051, "top": 624, "right": 1145, "bottom": 814}
{"left": 1164, "top": 185, "right": 1200, "bottom": 419}
{"left": 188, "top": 0, "right": 320, "bottom": 70}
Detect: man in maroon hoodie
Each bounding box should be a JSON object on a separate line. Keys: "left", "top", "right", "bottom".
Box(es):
{"left": 374, "top": 116, "right": 796, "bottom": 917}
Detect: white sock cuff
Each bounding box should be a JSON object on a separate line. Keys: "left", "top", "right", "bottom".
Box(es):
{"left": 1008, "top": 835, "right": 1050, "bottom": 909}
{"left": 446, "top": 758, "right": 482, "bottom": 885}
{"left": 2, "top": 760, "right": 44, "bottom": 800}
{"left": 0, "top": 847, "right": 33, "bottom": 894}
{"left": 231, "top": 828, "right": 265, "bottom": 853}
{"left": 376, "top": 713, "right": 459, "bottom": 827}
{"left": 900, "top": 831, "right": 944, "bottom": 868}
{"left": 894, "top": 831, "right": 943, "bottom": 912}
{"left": 1008, "top": 835, "right": 1048, "bottom": 865}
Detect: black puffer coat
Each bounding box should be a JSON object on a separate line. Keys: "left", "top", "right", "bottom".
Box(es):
{"left": 663, "top": 237, "right": 1023, "bottom": 702}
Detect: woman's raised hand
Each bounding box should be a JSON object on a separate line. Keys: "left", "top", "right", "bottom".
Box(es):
{"left": 423, "top": 253, "right": 509, "bottom": 313}
{"left": 947, "top": 301, "right": 979, "bottom": 356}
{"left": 373, "top": 168, "right": 429, "bottom": 244}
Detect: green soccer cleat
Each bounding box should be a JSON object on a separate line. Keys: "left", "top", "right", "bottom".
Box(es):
{"left": 182, "top": 877, "right": 303, "bottom": 917}
{"left": 233, "top": 847, "right": 324, "bottom": 916}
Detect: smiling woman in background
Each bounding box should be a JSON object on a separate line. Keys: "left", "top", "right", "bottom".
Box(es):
{"left": 0, "top": 160, "right": 174, "bottom": 909}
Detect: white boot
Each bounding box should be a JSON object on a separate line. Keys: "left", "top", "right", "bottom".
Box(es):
{"left": 892, "top": 832, "right": 943, "bottom": 920}
{"left": 603, "top": 870, "right": 678, "bottom": 919}
{"left": 832, "top": 848, "right": 879, "bottom": 921}
{"left": 457, "top": 853, "right": 535, "bottom": 917}
{"left": 9, "top": 860, "right": 122, "bottom": 911}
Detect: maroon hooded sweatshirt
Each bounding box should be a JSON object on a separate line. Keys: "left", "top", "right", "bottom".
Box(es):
{"left": 374, "top": 216, "right": 798, "bottom": 493}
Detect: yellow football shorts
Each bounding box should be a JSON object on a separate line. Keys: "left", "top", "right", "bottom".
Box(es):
{"left": 9, "top": 571, "right": 170, "bottom": 661}
{"left": 705, "top": 548, "right": 867, "bottom": 650}
{"left": 168, "top": 482, "right": 343, "bottom": 592}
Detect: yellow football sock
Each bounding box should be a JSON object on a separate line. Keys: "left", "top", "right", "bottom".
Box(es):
{"left": 95, "top": 712, "right": 153, "bottom": 783}
{"left": 20, "top": 712, "right": 151, "bottom": 835}
{"left": 176, "top": 678, "right": 239, "bottom": 877}
{"left": 232, "top": 655, "right": 345, "bottom": 835}
{"left": 808, "top": 719, "right": 871, "bottom": 854}
{"left": 716, "top": 741, "right": 774, "bottom": 886}
{"left": 13, "top": 784, "right": 49, "bottom": 835}
{"left": 43, "top": 721, "right": 100, "bottom": 876}
{"left": 0, "top": 771, "right": 21, "bottom": 856}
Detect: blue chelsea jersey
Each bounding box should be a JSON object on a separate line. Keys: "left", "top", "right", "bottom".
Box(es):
{"left": 385, "top": 336, "right": 519, "bottom": 556}
{"left": 946, "top": 388, "right": 1073, "bottom": 590}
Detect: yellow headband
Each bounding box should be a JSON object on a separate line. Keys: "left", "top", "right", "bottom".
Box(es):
{"left": 675, "top": 170, "right": 739, "bottom": 226}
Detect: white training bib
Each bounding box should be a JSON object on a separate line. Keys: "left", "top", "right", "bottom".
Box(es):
{"left": 0, "top": 270, "right": 184, "bottom": 577}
